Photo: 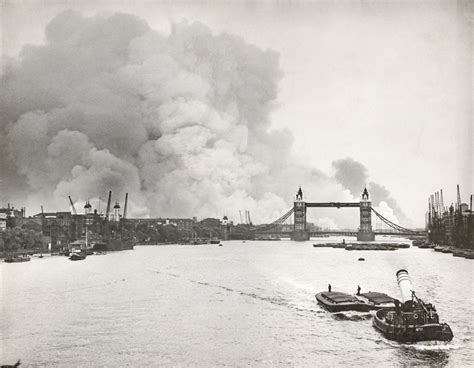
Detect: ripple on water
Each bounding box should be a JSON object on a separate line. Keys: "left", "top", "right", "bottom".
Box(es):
{"left": 1, "top": 241, "right": 473, "bottom": 366}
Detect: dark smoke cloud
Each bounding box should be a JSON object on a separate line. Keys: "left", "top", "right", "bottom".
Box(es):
{"left": 0, "top": 10, "right": 409, "bottom": 227}
{"left": 332, "top": 158, "right": 411, "bottom": 226}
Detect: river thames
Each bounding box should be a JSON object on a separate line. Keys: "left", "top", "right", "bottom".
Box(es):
{"left": 1, "top": 237, "right": 473, "bottom": 367}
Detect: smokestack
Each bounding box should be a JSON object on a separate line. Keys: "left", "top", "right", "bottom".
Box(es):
{"left": 123, "top": 193, "right": 128, "bottom": 219}
{"left": 396, "top": 269, "right": 414, "bottom": 303}
{"left": 105, "top": 191, "right": 112, "bottom": 219}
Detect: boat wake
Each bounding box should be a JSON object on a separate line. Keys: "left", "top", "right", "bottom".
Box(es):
{"left": 153, "top": 270, "right": 322, "bottom": 317}
{"left": 381, "top": 338, "right": 462, "bottom": 351}
{"left": 331, "top": 311, "right": 372, "bottom": 321}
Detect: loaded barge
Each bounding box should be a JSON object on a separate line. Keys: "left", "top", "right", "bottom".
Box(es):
{"left": 316, "top": 290, "right": 395, "bottom": 312}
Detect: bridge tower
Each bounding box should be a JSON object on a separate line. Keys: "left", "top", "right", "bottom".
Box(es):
{"left": 292, "top": 187, "right": 309, "bottom": 241}
{"left": 357, "top": 188, "right": 375, "bottom": 241}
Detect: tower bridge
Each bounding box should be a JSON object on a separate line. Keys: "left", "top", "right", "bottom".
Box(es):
{"left": 252, "top": 187, "right": 423, "bottom": 241}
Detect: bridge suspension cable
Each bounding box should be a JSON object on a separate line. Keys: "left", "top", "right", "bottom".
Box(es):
{"left": 370, "top": 207, "right": 416, "bottom": 234}
{"left": 251, "top": 207, "right": 294, "bottom": 232}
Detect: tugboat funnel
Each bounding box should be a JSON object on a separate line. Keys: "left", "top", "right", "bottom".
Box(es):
{"left": 396, "top": 269, "right": 414, "bottom": 303}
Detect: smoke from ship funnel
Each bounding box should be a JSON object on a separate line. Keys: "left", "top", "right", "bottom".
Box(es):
{"left": 396, "top": 269, "right": 414, "bottom": 303}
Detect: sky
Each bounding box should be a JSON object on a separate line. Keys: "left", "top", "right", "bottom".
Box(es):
{"left": 1, "top": 0, "right": 472, "bottom": 228}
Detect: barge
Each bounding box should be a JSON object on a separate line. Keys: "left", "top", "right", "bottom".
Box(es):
{"left": 316, "top": 290, "right": 396, "bottom": 312}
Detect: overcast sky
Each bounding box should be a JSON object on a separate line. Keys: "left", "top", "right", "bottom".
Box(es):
{"left": 1, "top": 0, "right": 472, "bottom": 227}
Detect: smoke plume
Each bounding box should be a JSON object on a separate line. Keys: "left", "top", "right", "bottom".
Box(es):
{"left": 1, "top": 11, "right": 409, "bottom": 227}
{"left": 332, "top": 158, "right": 411, "bottom": 225}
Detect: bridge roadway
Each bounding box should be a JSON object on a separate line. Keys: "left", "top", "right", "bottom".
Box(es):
{"left": 255, "top": 230, "right": 426, "bottom": 237}
{"left": 305, "top": 202, "right": 360, "bottom": 208}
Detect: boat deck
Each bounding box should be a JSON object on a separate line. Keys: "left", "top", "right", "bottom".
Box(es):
{"left": 358, "top": 292, "right": 395, "bottom": 305}
{"left": 320, "top": 291, "right": 360, "bottom": 304}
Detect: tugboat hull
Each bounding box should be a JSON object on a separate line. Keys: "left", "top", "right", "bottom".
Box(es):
{"left": 373, "top": 309, "right": 453, "bottom": 343}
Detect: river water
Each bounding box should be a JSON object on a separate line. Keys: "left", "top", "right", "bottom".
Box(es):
{"left": 1, "top": 237, "right": 473, "bottom": 367}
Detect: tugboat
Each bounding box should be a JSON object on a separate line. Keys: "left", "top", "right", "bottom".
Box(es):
{"left": 373, "top": 269, "right": 453, "bottom": 343}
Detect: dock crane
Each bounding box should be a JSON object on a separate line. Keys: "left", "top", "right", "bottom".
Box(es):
{"left": 68, "top": 196, "right": 77, "bottom": 215}
{"left": 105, "top": 191, "right": 112, "bottom": 220}
{"left": 440, "top": 189, "right": 445, "bottom": 214}
{"left": 456, "top": 184, "right": 461, "bottom": 212}
{"left": 123, "top": 193, "right": 128, "bottom": 219}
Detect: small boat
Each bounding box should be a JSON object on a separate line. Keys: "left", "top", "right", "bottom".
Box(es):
{"left": 464, "top": 251, "right": 474, "bottom": 259}
{"left": 219, "top": 243, "right": 223, "bottom": 247}
{"left": 1, "top": 359, "right": 21, "bottom": 367}
{"left": 210, "top": 234, "right": 220, "bottom": 244}
{"left": 452, "top": 249, "right": 466, "bottom": 257}
{"left": 69, "top": 250, "right": 86, "bottom": 261}
{"left": 4, "top": 255, "right": 31, "bottom": 263}
{"left": 373, "top": 269, "right": 453, "bottom": 344}
{"left": 358, "top": 257, "right": 365, "bottom": 261}
{"left": 418, "top": 243, "right": 431, "bottom": 249}
{"left": 315, "top": 291, "right": 370, "bottom": 312}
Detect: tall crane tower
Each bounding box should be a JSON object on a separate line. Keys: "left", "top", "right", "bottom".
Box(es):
{"left": 456, "top": 184, "right": 461, "bottom": 211}
{"left": 68, "top": 196, "right": 77, "bottom": 215}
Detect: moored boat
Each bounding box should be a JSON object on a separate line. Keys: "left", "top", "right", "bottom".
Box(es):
{"left": 4, "top": 255, "right": 31, "bottom": 263}
{"left": 69, "top": 250, "right": 86, "bottom": 261}
{"left": 372, "top": 269, "right": 453, "bottom": 344}
{"left": 418, "top": 243, "right": 431, "bottom": 249}
{"left": 463, "top": 251, "right": 474, "bottom": 259}
{"left": 452, "top": 249, "right": 466, "bottom": 257}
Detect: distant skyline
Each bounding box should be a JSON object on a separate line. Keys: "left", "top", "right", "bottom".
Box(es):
{"left": 1, "top": 0, "right": 472, "bottom": 227}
